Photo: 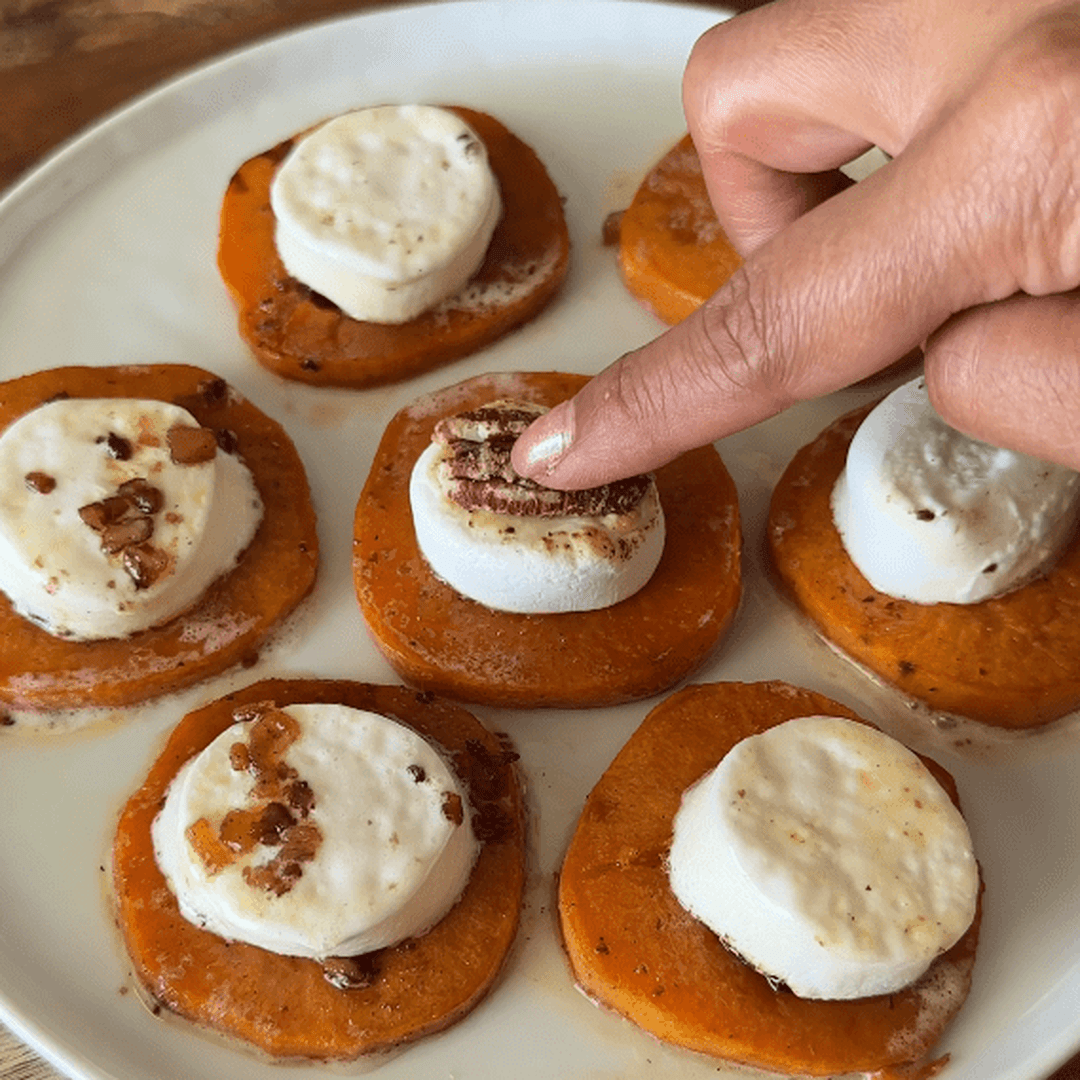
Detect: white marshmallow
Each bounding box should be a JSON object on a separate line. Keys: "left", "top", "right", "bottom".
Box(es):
{"left": 668, "top": 715, "right": 978, "bottom": 1000}
{"left": 409, "top": 440, "right": 665, "bottom": 614}
{"left": 0, "top": 397, "right": 262, "bottom": 641}
{"left": 832, "top": 376, "right": 1080, "bottom": 604}
{"left": 270, "top": 105, "right": 502, "bottom": 324}
{"left": 152, "top": 703, "right": 478, "bottom": 960}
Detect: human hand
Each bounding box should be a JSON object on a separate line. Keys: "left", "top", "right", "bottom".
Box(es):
{"left": 512, "top": 0, "right": 1080, "bottom": 488}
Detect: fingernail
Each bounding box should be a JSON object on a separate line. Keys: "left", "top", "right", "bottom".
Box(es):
{"left": 524, "top": 428, "right": 573, "bottom": 472}
{"left": 519, "top": 403, "right": 574, "bottom": 475}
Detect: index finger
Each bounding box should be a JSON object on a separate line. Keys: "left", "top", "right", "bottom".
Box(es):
{"left": 512, "top": 9, "right": 1080, "bottom": 487}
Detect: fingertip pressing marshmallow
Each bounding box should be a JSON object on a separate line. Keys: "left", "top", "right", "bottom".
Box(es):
{"left": 270, "top": 105, "right": 502, "bottom": 324}
{"left": 668, "top": 715, "right": 978, "bottom": 1000}
{"left": 832, "top": 376, "right": 1080, "bottom": 604}
{"left": 152, "top": 702, "right": 478, "bottom": 960}
{"left": 0, "top": 397, "right": 262, "bottom": 641}
{"left": 408, "top": 401, "right": 665, "bottom": 614}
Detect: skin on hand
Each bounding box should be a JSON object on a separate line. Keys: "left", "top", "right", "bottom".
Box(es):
{"left": 511, "top": 0, "right": 1080, "bottom": 489}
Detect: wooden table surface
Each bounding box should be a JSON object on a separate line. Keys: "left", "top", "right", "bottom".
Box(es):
{"left": 1, "top": 2, "right": 1078, "bottom": 1079}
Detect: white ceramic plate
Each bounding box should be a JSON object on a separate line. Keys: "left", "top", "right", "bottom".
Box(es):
{"left": 1, "top": 3, "right": 1078, "bottom": 1078}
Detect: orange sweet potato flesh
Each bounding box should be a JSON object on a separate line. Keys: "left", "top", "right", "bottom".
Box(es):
{"left": 112, "top": 678, "right": 527, "bottom": 1060}
{"left": 352, "top": 371, "right": 742, "bottom": 709}
{"left": 558, "top": 680, "right": 982, "bottom": 1077}
{"left": 617, "top": 134, "right": 742, "bottom": 325}
{"left": 0, "top": 365, "right": 318, "bottom": 711}
{"left": 217, "top": 107, "right": 570, "bottom": 388}
{"left": 768, "top": 403, "right": 1080, "bottom": 728}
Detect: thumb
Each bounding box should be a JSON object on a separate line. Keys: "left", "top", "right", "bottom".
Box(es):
{"left": 923, "top": 291, "right": 1080, "bottom": 471}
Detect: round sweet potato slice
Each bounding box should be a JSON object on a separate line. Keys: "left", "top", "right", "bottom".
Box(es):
{"left": 616, "top": 134, "right": 742, "bottom": 325}
{"left": 112, "top": 677, "right": 526, "bottom": 1060}
{"left": 217, "top": 106, "right": 570, "bottom": 388}
{"left": 768, "top": 402, "right": 1080, "bottom": 728}
{"left": 352, "top": 370, "right": 742, "bottom": 709}
{"left": 558, "top": 680, "right": 982, "bottom": 1077}
{"left": 0, "top": 364, "right": 318, "bottom": 711}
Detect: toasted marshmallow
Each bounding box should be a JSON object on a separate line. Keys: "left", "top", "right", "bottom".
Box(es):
{"left": 0, "top": 397, "right": 262, "bottom": 641}
{"left": 832, "top": 376, "right": 1080, "bottom": 604}
{"left": 669, "top": 715, "right": 978, "bottom": 1000}
{"left": 152, "top": 702, "right": 478, "bottom": 960}
{"left": 408, "top": 401, "right": 664, "bottom": 613}
{"left": 270, "top": 105, "right": 502, "bottom": 324}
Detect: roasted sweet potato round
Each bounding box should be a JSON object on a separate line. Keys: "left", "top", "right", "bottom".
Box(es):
{"left": 218, "top": 107, "right": 570, "bottom": 388}
{"left": 616, "top": 134, "right": 742, "bottom": 325}
{"left": 112, "top": 678, "right": 527, "bottom": 1060}
{"left": 768, "top": 402, "right": 1080, "bottom": 728}
{"left": 352, "top": 370, "right": 742, "bottom": 709}
{"left": 0, "top": 364, "right": 318, "bottom": 711}
{"left": 559, "top": 680, "right": 982, "bottom": 1077}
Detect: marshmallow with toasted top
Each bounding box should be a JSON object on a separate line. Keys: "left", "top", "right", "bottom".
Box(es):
{"left": 0, "top": 397, "right": 261, "bottom": 641}
{"left": 270, "top": 105, "right": 502, "bottom": 324}
{"left": 152, "top": 702, "right": 478, "bottom": 960}
{"left": 668, "top": 715, "right": 978, "bottom": 1000}
{"left": 832, "top": 376, "right": 1080, "bottom": 604}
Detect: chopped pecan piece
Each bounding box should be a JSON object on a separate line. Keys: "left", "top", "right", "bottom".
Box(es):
{"left": 78, "top": 474, "right": 170, "bottom": 587}
{"left": 216, "top": 707, "right": 326, "bottom": 894}
{"left": 255, "top": 801, "right": 297, "bottom": 845}
{"left": 101, "top": 432, "right": 133, "bottom": 460}
{"left": 117, "top": 477, "right": 164, "bottom": 514}
{"left": 441, "top": 791, "right": 465, "bottom": 827}
{"left": 122, "top": 541, "right": 169, "bottom": 589}
{"left": 243, "top": 820, "right": 322, "bottom": 896}
{"left": 79, "top": 495, "right": 134, "bottom": 532}
{"left": 166, "top": 424, "right": 218, "bottom": 465}
{"left": 101, "top": 516, "right": 153, "bottom": 555}
{"left": 322, "top": 954, "right": 380, "bottom": 990}
{"left": 244, "top": 857, "right": 303, "bottom": 897}
{"left": 286, "top": 779, "right": 315, "bottom": 816}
